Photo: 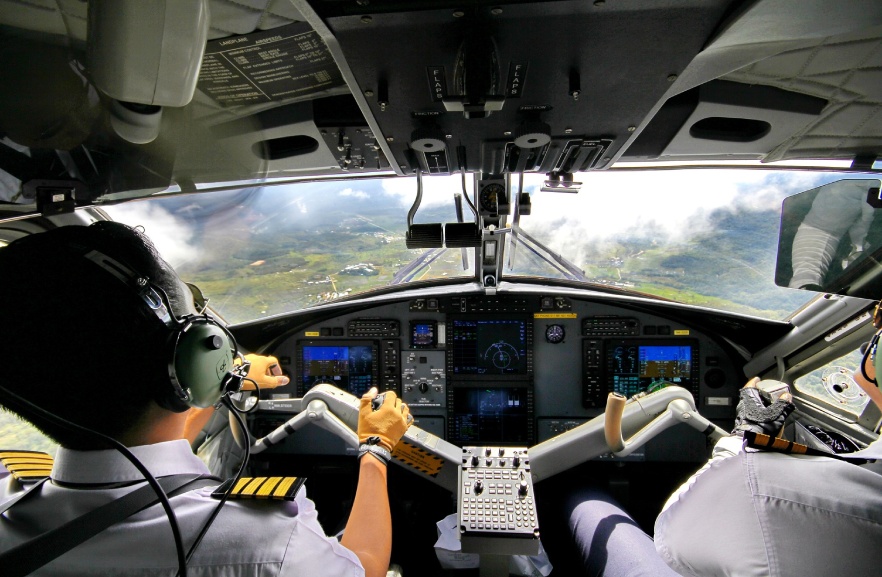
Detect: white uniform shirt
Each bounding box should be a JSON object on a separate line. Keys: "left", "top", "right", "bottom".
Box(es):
{"left": 655, "top": 436, "right": 882, "bottom": 577}
{"left": 0, "top": 440, "right": 364, "bottom": 576}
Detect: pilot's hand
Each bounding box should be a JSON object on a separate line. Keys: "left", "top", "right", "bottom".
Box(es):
{"left": 358, "top": 388, "right": 411, "bottom": 451}
{"left": 732, "top": 377, "right": 795, "bottom": 437}
{"left": 240, "top": 354, "right": 289, "bottom": 390}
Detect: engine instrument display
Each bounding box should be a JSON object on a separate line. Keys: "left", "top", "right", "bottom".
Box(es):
{"left": 450, "top": 318, "right": 531, "bottom": 376}
{"left": 297, "top": 341, "right": 378, "bottom": 396}
{"left": 449, "top": 386, "right": 530, "bottom": 445}
{"left": 607, "top": 340, "right": 697, "bottom": 397}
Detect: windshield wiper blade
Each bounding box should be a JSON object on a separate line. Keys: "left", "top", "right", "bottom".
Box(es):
{"left": 389, "top": 248, "right": 448, "bottom": 285}
{"left": 508, "top": 225, "right": 588, "bottom": 282}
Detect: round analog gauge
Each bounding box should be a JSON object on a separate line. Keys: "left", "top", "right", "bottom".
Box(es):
{"left": 479, "top": 183, "right": 505, "bottom": 212}
{"left": 545, "top": 324, "right": 565, "bottom": 344}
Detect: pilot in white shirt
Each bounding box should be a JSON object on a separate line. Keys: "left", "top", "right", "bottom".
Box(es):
{"left": 0, "top": 440, "right": 364, "bottom": 576}
{"left": 0, "top": 222, "right": 411, "bottom": 577}
{"left": 656, "top": 347, "right": 882, "bottom": 577}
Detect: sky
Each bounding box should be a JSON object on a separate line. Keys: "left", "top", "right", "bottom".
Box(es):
{"left": 103, "top": 168, "right": 855, "bottom": 283}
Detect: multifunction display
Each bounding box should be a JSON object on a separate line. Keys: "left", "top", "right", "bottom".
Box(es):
{"left": 450, "top": 318, "right": 531, "bottom": 376}
{"left": 610, "top": 343, "right": 693, "bottom": 396}
{"left": 583, "top": 338, "right": 700, "bottom": 407}
{"left": 297, "top": 341, "right": 378, "bottom": 396}
{"left": 449, "top": 386, "right": 531, "bottom": 445}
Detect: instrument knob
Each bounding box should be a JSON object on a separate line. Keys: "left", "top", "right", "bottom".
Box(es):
{"left": 514, "top": 120, "right": 551, "bottom": 149}
{"left": 410, "top": 126, "right": 447, "bottom": 152}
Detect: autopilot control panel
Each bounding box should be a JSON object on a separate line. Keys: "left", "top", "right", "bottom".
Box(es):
{"left": 458, "top": 446, "right": 539, "bottom": 555}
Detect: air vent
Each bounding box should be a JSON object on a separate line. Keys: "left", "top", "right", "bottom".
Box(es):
{"left": 253, "top": 135, "right": 319, "bottom": 160}
{"left": 689, "top": 117, "right": 771, "bottom": 142}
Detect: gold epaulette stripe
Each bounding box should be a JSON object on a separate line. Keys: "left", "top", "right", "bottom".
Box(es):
{"left": 0, "top": 450, "right": 54, "bottom": 482}
{"left": 274, "top": 476, "right": 297, "bottom": 498}
{"left": 256, "top": 477, "right": 282, "bottom": 497}
{"left": 5, "top": 463, "right": 53, "bottom": 473}
{"left": 215, "top": 476, "right": 303, "bottom": 501}
{"left": 749, "top": 432, "right": 810, "bottom": 455}
{"left": 231, "top": 477, "right": 251, "bottom": 495}
{"left": 241, "top": 477, "right": 266, "bottom": 495}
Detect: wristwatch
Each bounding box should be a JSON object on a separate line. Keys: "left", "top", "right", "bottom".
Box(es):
{"left": 358, "top": 435, "right": 391, "bottom": 465}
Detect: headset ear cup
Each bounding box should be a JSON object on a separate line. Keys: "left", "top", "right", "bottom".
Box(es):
{"left": 169, "top": 321, "right": 235, "bottom": 409}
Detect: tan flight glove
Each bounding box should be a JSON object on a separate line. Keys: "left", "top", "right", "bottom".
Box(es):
{"left": 358, "top": 388, "right": 411, "bottom": 453}
{"left": 240, "top": 354, "right": 289, "bottom": 390}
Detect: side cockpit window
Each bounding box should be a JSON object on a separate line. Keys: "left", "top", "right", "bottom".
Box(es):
{"left": 0, "top": 233, "right": 58, "bottom": 455}
{"left": 794, "top": 348, "right": 872, "bottom": 417}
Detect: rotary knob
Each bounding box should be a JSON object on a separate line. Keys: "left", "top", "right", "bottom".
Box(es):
{"left": 513, "top": 120, "right": 551, "bottom": 149}
{"left": 410, "top": 127, "right": 447, "bottom": 152}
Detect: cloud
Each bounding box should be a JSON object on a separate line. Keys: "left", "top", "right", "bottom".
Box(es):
{"left": 339, "top": 188, "right": 369, "bottom": 200}
{"left": 102, "top": 203, "right": 201, "bottom": 268}
{"left": 518, "top": 169, "right": 835, "bottom": 265}
{"left": 381, "top": 174, "right": 468, "bottom": 208}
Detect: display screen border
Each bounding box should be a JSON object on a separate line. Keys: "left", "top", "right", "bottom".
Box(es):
{"left": 295, "top": 339, "right": 380, "bottom": 397}
{"left": 446, "top": 381, "right": 535, "bottom": 446}
{"left": 603, "top": 338, "right": 700, "bottom": 398}
{"left": 446, "top": 315, "right": 534, "bottom": 381}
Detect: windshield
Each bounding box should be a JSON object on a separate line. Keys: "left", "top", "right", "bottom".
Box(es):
{"left": 102, "top": 168, "right": 873, "bottom": 324}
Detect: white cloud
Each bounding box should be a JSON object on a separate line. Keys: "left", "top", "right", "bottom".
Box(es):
{"left": 339, "top": 188, "right": 369, "bottom": 200}
{"left": 381, "top": 174, "right": 468, "bottom": 208}
{"left": 518, "top": 169, "right": 832, "bottom": 265}
{"left": 102, "top": 203, "right": 200, "bottom": 268}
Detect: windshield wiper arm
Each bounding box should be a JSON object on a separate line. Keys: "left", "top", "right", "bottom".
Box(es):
{"left": 508, "top": 225, "right": 588, "bottom": 282}
{"left": 389, "top": 248, "right": 448, "bottom": 285}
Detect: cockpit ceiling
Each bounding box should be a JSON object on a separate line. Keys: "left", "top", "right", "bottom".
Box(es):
{"left": 0, "top": 0, "right": 881, "bottom": 200}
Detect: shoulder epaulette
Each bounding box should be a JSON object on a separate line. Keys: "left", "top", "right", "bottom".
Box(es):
{"left": 744, "top": 432, "right": 866, "bottom": 463}
{"left": 0, "top": 450, "right": 54, "bottom": 483}
{"left": 211, "top": 476, "right": 305, "bottom": 501}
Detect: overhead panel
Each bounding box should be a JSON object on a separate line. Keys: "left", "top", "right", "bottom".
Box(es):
{"left": 316, "top": 0, "right": 738, "bottom": 174}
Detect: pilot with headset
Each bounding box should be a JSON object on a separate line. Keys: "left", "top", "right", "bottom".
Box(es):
{"left": 566, "top": 354, "right": 882, "bottom": 576}
{"left": 653, "top": 361, "right": 882, "bottom": 577}
{"left": 0, "top": 221, "right": 411, "bottom": 577}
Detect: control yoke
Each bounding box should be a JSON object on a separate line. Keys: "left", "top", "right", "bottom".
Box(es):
{"left": 604, "top": 391, "right": 727, "bottom": 457}
{"left": 247, "top": 384, "right": 727, "bottom": 491}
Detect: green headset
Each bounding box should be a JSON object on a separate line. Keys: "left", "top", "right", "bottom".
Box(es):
{"left": 79, "top": 247, "right": 248, "bottom": 412}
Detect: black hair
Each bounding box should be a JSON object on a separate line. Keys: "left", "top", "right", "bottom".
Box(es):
{"left": 0, "top": 222, "right": 189, "bottom": 449}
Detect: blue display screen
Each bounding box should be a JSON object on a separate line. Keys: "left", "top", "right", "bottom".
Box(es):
{"left": 301, "top": 345, "right": 374, "bottom": 396}
{"left": 610, "top": 344, "right": 693, "bottom": 397}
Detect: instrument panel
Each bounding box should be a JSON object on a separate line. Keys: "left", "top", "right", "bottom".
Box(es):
{"left": 252, "top": 293, "right": 741, "bottom": 461}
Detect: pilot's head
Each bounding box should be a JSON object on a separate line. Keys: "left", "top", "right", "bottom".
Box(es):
{"left": 854, "top": 303, "right": 882, "bottom": 410}
{"left": 0, "top": 222, "right": 199, "bottom": 449}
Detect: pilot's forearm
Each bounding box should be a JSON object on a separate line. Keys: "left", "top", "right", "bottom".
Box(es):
{"left": 341, "top": 455, "right": 392, "bottom": 577}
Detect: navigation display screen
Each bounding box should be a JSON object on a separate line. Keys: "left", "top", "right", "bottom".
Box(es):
{"left": 607, "top": 341, "right": 695, "bottom": 397}
{"left": 450, "top": 318, "right": 529, "bottom": 375}
{"left": 450, "top": 386, "right": 529, "bottom": 444}
{"left": 299, "top": 343, "right": 376, "bottom": 396}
